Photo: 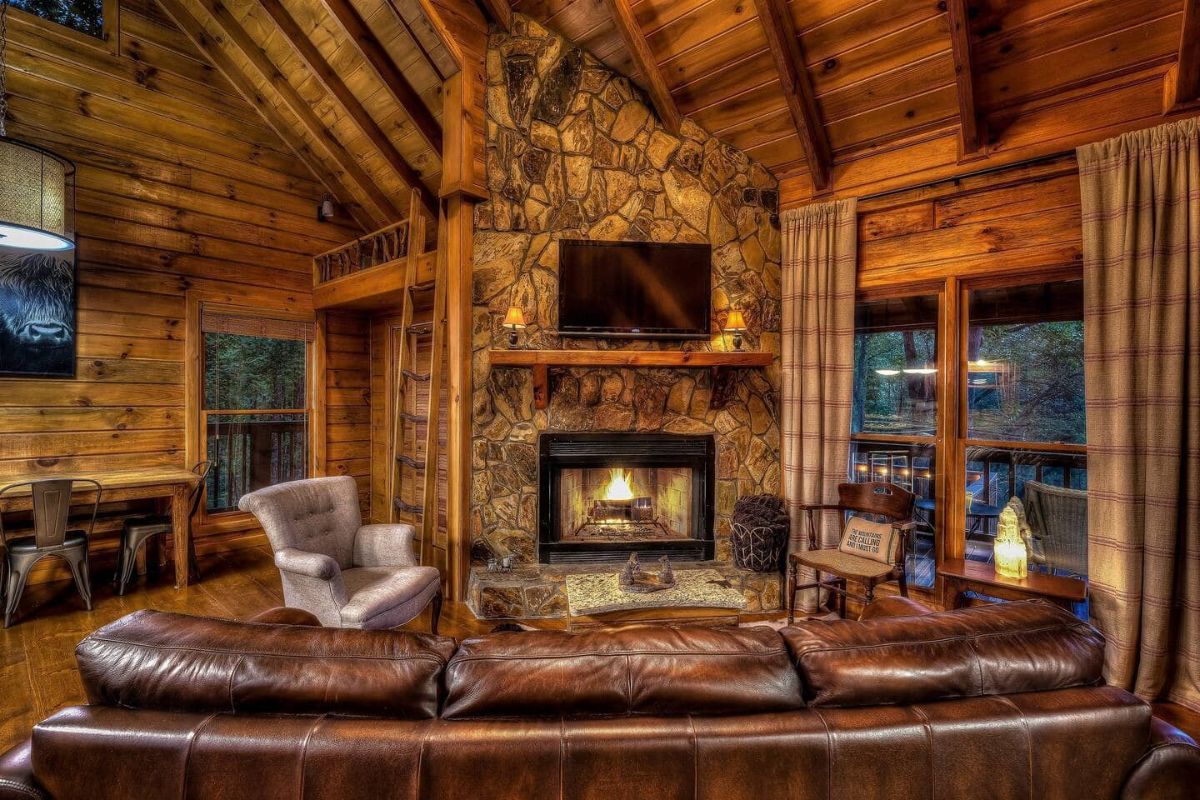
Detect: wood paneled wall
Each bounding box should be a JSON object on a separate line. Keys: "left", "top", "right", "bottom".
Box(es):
{"left": 855, "top": 156, "right": 1082, "bottom": 288}
{"left": 323, "top": 311, "right": 372, "bottom": 507}
{"left": 0, "top": 1, "right": 362, "bottom": 581}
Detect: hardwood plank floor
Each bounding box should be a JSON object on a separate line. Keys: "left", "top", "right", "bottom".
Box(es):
{"left": 0, "top": 545, "right": 1196, "bottom": 757}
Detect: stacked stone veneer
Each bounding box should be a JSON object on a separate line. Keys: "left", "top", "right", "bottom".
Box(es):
{"left": 470, "top": 15, "right": 783, "bottom": 616}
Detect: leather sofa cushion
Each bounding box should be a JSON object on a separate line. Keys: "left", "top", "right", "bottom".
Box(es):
{"left": 76, "top": 610, "right": 456, "bottom": 718}
{"left": 781, "top": 600, "right": 1104, "bottom": 707}
{"left": 442, "top": 624, "right": 803, "bottom": 718}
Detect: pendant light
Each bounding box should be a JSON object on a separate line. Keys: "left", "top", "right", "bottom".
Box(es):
{"left": 0, "top": 0, "right": 75, "bottom": 251}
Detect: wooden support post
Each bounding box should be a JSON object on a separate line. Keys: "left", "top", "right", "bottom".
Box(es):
{"left": 444, "top": 192, "right": 475, "bottom": 601}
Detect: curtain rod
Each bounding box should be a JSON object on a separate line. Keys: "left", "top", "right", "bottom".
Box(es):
{"left": 856, "top": 149, "right": 1076, "bottom": 204}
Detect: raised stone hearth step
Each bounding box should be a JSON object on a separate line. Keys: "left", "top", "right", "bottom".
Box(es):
{"left": 467, "top": 561, "right": 782, "bottom": 620}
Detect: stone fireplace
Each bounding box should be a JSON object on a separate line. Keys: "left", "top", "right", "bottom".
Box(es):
{"left": 539, "top": 433, "right": 715, "bottom": 563}
{"left": 466, "top": 15, "right": 784, "bottom": 619}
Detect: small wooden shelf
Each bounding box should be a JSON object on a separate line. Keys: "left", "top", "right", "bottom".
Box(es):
{"left": 488, "top": 349, "right": 774, "bottom": 410}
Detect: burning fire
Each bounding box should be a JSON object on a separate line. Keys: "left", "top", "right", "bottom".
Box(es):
{"left": 603, "top": 468, "right": 634, "bottom": 501}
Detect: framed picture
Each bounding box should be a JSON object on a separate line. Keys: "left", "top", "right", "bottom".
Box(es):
{"left": 0, "top": 247, "right": 77, "bottom": 378}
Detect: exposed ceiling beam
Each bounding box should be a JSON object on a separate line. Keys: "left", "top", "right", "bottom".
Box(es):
{"left": 945, "top": 0, "right": 982, "bottom": 155}
{"left": 322, "top": 0, "right": 443, "bottom": 156}
{"left": 156, "top": 0, "right": 379, "bottom": 230}
{"left": 752, "top": 0, "right": 831, "bottom": 191}
{"left": 601, "top": 0, "right": 681, "bottom": 135}
{"left": 1166, "top": 0, "right": 1200, "bottom": 109}
{"left": 258, "top": 0, "right": 438, "bottom": 219}
{"left": 475, "top": 0, "right": 512, "bottom": 30}
{"left": 170, "top": 0, "right": 401, "bottom": 227}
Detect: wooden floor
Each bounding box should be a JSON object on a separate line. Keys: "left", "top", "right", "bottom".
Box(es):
{"left": 0, "top": 545, "right": 1196, "bottom": 756}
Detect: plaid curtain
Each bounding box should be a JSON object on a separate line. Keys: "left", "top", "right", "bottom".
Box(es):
{"left": 1078, "top": 118, "right": 1200, "bottom": 711}
{"left": 780, "top": 199, "right": 857, "bottom": 608}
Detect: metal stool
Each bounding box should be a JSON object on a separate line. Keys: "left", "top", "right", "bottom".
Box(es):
{"left": 115, "top": 462, "right": 210, "bottom": 595}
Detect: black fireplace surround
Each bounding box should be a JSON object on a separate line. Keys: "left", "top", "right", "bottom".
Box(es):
{"left": 538, "top": 432, "right": 715, "bottom": 564}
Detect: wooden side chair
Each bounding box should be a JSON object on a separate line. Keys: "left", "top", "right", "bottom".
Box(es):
{"left": 0, "top": 478, "right": 102, "bottom": 628}
{"left": 115, "top": 461, "right": 211, "bottom": 595}
{"left": 787, "top": 481, "right": 916, "bottom": 623}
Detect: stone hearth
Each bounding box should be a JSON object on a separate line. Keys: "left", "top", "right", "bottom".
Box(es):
{"left": 468, "top": 562, "right": 783, "bottom": 620}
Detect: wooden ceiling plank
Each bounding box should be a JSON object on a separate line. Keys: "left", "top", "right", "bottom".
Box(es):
{"left": 1167, "top": 0, "right": 1200, "bottom": 108}
{"left": 752, "top": 0, "right": 831, "bottom": 190}
{"left": 155, "top": 0, "right": 378, "bottom": 230}
{"left": 322, "top": 0, "right": 444, "bottom": 155}
{"left": 946, "top": 0, "right": 982, "bottom": 155}
{"left": 258, "top": 0, "right": 438, "bottom": 218}
{"left": 181, "top": 0, "right": 400, "bottom": 225}
{"left": 476, "top": 0, "right": 513, "bottom": 30}
{"left": 601, "top": 0, "right": 682, "bottom": 135}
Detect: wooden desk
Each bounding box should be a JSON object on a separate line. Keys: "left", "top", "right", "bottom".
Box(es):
{"left": 0, "top": 468, "right": 200, "bottom": 588}
{"left": 938, "top": 558, "right": 1086, "bottom": 610}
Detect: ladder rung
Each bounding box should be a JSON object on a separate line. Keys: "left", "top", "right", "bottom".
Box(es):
{"left": 399, "top": 412, "right": 427, "bottom": 423}
{"left": 396, "top": 455, "right": 426, "bottom": 469}
{"left": 393, "top": 499, "right": 424, "bottom": 514}
{"left": 402, "top": 369, "right": 430, "bottom": 382}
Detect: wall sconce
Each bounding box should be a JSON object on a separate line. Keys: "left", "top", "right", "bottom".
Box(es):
{"left": 723, "top": 308, "right": 747, "bottom": 351}
{"left": 503, "top": 306, "right": 527, "bottom": 348}
{"left": 317, "top": 195, "right": 337, "bottom": 222}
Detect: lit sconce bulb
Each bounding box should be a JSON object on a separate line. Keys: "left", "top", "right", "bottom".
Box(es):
{"left": 857, "top": 464, "right": 868, "bottom": 472}
{"left": 902, "top": 367, "right": 938, "bottom": 375}
{"left": 879, "top": 468, "right": 889, "bottom": 476}
{"left": 875, "top": 369, "right": 901, "bottom": 376}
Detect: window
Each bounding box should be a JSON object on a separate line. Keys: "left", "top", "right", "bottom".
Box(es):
{"left": 961, "top": 279, "right": 1086, "bottom": 578}
{"left": 11, "top": 0, "right": 104, "bottom": 38}
{"left": 851, "top": 293, "right": 940, "bottom": 588}
{"left": 850, "top": 277, "right": 1087, "bottom": 595}
{"left": 200, "top": 309, "right": 312, "bottom": 517}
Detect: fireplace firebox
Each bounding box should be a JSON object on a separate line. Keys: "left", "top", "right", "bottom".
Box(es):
{"left": 538, "top": 432, "right": 715, "bottom": 564}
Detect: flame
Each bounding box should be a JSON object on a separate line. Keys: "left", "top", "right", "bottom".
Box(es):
{"left": 602, "top": 469, "right": 634, "bottom": 501}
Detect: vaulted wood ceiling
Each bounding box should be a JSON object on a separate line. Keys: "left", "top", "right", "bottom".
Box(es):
{"left": 151, "top": 0, "right": 456, "bottom": 230}
{"left": 513, "top": 0, "right": 1198, "bottom": 205}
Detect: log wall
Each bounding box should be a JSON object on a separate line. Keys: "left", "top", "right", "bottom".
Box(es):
{"left": 0, "top": 1, "right": 366, "bottom": 583}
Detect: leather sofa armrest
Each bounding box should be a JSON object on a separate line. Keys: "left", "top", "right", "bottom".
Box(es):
{"left": 354, "top": 524, "right": 418, "bottom": 568}
{"left": 0, "top": 741, "right": 48, "bottom": 800}
{"left": 245, "top": 607, "right": 323, "bottom": 626}
{"left": 1120, "top": 716, "right": 1200, "bottom": 800}
{"left": 858, "top": 595, "right": 935, "bottom": 621}
{"left": 275, "top": 548, "right": 341, "bottom": 581}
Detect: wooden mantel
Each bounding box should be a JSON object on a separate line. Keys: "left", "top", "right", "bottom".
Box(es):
{"left": 488, "top": 349, "right": 774, "bottom": 410}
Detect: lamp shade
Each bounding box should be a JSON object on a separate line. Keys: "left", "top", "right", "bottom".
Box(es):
{"left": 0, "top": 138, "right": 75, "bottom": 251}
{"left": 724, "top": 308, "right": 747, "bottom": 332}
{"left": 503, "top": 306, "right": 527, "bottom": 329}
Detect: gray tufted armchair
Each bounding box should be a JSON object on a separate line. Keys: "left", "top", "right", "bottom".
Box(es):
{"left": 238, "top": 476, "right": 442, "bottom": 632}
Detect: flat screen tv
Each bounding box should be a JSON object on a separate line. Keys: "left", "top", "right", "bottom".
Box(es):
{"left": 557, "top": 239, "right": 712, "bottom": 339}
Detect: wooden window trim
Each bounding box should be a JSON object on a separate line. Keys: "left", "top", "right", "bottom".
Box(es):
{"left": 185, "top": 291, "right": 321, "bottom": 536}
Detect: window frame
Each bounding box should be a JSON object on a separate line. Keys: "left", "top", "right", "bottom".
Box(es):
{"left": 9, "top": 0, "right": 120, "bottom": 54}
{"left": 853, "top": 265, "right": 1086, "bottom": 597}
{"left": 185, "top": 293, "right": 322, "bottom": 536}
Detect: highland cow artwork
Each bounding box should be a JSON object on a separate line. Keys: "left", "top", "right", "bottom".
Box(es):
{"left": 0, "top": 249, "right": 76, "bottom": 378}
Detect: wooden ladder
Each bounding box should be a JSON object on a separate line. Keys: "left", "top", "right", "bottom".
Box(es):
{"left": 387, "top": 190, "right": 447, "bottom": 567}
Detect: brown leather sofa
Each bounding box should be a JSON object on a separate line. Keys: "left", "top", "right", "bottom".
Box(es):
{"left": 0, "top": 600, "right": 1196, "bottom": 799}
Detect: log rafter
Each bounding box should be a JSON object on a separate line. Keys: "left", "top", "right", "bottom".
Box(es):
{"left": 945, "top": 0, "right": 982, "bottom": 155}
{"left": 752, "top": 0, "right": 832, "bottom": 191}
{"left": 156, "top": 0, "right": 383, "bottom": 229}
{"left": 476, "top": 0, "right": 513, "bottom": 31}
{"left": 1166, "top": 0, "right": 1200, "bottom": 109}
{"left": 258, "top": 0, "right": 438, "bottom": 219}
{"left": 601, "top": 0, "right": 682, "bottom": 135}
{"left": 322, "top": 0, "right": 444, "bottom": 156}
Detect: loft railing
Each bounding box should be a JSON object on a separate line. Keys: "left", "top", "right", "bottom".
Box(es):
{"left": 314, "top": 219, "right": 411, "bottom": 284}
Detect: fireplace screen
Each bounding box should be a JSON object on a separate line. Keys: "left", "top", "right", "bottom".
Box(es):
{"left": 539, "top": 433, "right": 715, "bottom": 563}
